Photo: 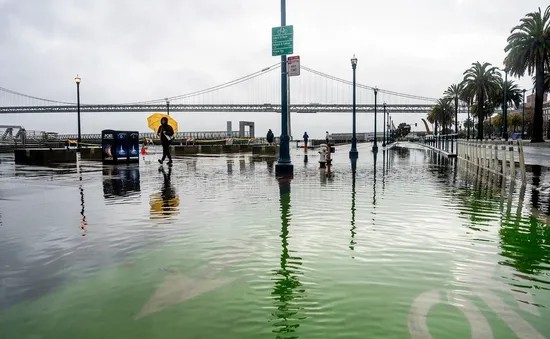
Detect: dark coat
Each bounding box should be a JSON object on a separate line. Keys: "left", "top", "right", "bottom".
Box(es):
{"left": 157, "top": 124, "right": 175, "bottom": 144}
{"left": 266, "top": 131, "right": 274, "bottom": 143}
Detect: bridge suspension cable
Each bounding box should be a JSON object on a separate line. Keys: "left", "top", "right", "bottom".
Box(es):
{"left": 0, "top": 86, "right": 74, "bottom": 105}
{"left": 119, "top": 63, "right": 281, "bottom": 105}
{"left": 300, "top": 66, "right": 438, "bottom": 102}
{"left": 1, "top": 62, "right": 438, "bottom": 105}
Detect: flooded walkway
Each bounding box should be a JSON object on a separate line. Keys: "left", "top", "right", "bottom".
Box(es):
{"left": 0, "top": 143, "right": 549, "bottom": 338}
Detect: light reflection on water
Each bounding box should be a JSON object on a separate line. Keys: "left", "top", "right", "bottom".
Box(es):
{"left": 0, "top": 143, "right": 548, "bottom": 338}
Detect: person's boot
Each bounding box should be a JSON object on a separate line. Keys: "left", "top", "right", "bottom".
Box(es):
{"left": 167, "top": 160, "right": 173, "bottom": 166}
{"left": 158, "top": 159, "right": 163, "bottom": 164}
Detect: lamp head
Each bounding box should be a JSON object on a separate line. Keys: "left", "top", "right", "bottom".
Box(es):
{"left": 75, "top": 75, "right": 81, "bottom": 84}
{"left": 351, "top": 55, "right": 358, "bottom": 67}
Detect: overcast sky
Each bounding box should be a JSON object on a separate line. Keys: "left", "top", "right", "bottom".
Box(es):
{"left": 0, "top": 0, "right": 547, "bottom": 138}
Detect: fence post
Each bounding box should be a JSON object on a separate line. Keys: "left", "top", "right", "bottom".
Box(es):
{"left": 517, "top": 140, "right": 526, "bottom": 183}
{"left": 509, "top": 142, "right": 516, "bottom": 181}
{"left": 501, "top": 145, "right": 507, "bottom": 178}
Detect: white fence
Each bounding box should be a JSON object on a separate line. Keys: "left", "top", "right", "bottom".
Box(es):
{"left": 457, "top": 140, "right": 527, "bottom": 183}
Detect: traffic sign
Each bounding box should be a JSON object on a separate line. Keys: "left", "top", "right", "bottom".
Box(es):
{"left": 288, "top": 56, "right": 300, "bottom": 76}
{"left": 272, "top": 25, "right": 294, "bottom": 56}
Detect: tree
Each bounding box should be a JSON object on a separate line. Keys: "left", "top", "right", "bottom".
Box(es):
{"left": 444, "top": 83, "right": 463, "bottom": 134}
{"left": 498, "top": 80, "right": 524, "bottom": 109}
{"left": 464, "top": 117, "right": 475, "bottom": 129}
{"left": 462, "top": 62, "right": 502, "bottom": 139}
{"left": 508, "top": 112, "right": 522, "bottom": 132}
{"left": 430, "top": 97, "right": 454, "bottom": 134}
{"left": 504, "top": 6, "right": 550, "bottom": 142}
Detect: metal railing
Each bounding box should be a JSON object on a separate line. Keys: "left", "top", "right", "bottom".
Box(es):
{"left": 422, "top": 133, "right": 458, "bottom": 156}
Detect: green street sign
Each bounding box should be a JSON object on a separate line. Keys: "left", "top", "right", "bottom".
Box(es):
{"left": 272, "top": 25, "right": 293, "bottom": 56}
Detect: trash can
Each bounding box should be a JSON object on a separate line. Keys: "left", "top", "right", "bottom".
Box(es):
{"left": 127, "top": 131, "right": 140, "bottom": 163}
{"left": 102, "top": 129, "right": 117, "bottom": 164}
{"left": 115, "top": 131, "right": 128, "bottom": 162}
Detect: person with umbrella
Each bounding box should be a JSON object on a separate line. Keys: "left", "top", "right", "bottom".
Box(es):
{"left": 157, "top": 117, "right": 174, "bottom": 165}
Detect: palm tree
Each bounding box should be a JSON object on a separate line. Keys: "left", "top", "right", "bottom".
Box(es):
{"left": 504, "top": 6, "right": 550, "bottom": 142}
{"left": 444, "top": 83, "right": 463, "bottom": 135}
{"left": 498, "top": 80, "right": 524, "bottom": 109}
{"left": 462, "top": 62, "right": 502, "bottom": 139}
{"left": 428, "top": 98, "right": 454, "bottom": 135}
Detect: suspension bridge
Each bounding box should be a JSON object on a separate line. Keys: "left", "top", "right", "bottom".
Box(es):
{"left": 0, "top": 64, "right": 455, "bottom": 115}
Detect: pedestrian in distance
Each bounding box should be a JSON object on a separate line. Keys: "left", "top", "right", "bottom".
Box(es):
{"left": 266, "top": 129, "right": 274, "bottom": 145}
{"left": 325, "top": 131, "right": 330, "bottom": 145}
{"left": 303, "top": 131, "right": 309, "bottom": 149}
{"left": 157, "top": 117, "right": 174, "bottom": 166}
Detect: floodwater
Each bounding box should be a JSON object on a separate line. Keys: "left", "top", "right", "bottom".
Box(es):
{"left": 0, "top": 143, "right": 549, "bottom": 339}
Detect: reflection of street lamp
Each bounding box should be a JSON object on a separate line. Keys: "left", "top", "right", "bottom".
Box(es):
{"left": 350, "top": 55, "right": 358, "bottom": 159}
{"left": 382, "top": 103, "right": 387, "bottom": 147}
{"left": 522, "top": 88, "right": 526, "bottom": 139}
{"left": 75, "top": 75, "right": 81, "bottom": 152}
{"left": 373, "top": 87, "right": 379, "bottom": 153}
{"left": 349, "top": 165, "right": 356, "bottom": 254}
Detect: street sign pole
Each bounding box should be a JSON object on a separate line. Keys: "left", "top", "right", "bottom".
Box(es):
{"left": 287, "top": 56, "right": 300, "bottom": 142}
{"left": 287, "top": 72, "right": 291, "bottom": 141}
{"left": 274, "top": 0, "right": 293, "bottom": 177}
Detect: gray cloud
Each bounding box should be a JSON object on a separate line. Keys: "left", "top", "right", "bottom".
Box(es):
{"left": 0, "top": 0, "right": 545, "bottom": 138}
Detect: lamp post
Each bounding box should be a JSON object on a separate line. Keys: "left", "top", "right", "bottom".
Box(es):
{"left": 275, "top": 0, "right": 293, "bottom": 177}
{"left": 522, "top": 88, "right": 526, "bottom": 139}
{"left": 166, "top": 98, "right": 170, "bottom": 116}
{"left": 387, "top": 110, "right": 390, "bottom": 144}
{"left": 388, "top": 115, "right": 392, "bottom": 143}
{"left": 502, "top": 68, "right": 509, "bottom": 141}
{"left": 349, "top": 55, "right": 358, "bottom": 159}
{"left": 372, "top": 87, "right": 378, "bottom": 153}
{"left": 382, "top": 103, "right": 386, "bottom": 147}
{"left": 75, "top": 75, "right": 81, "bottom": 152}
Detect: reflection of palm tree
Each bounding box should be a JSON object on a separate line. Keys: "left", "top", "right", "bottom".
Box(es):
{"left": 500, "top": 211, "right": 550, "bottom": 276}
{"left": 271, "top": 179, "right": 305, "bottom": 337}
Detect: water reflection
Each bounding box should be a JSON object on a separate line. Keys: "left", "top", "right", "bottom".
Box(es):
{"left": 448, "top": 154, "right": 550, "bottom": 286}
{"left": 373, "top": 153, "right": 377, "bottom": 206}
{"left": 349, "top": 162, "right": 357, "bottom": 255}
{"left": 500, "top": 182, "right": 550, "bottom": 277}
{"left": 149, "top": 166, "right": 180, "bottom": 220}
{"left": 271, "top": 177, "right": 305, "bottom": 337}
{"left": 267, "top": 159, "right": 274, "bottom": 174}
{"left": 79, "top": 176, "right": 87, "bottom": 237}
{"left": 227, "top": 159, "right": 233, "bottom": 176}
{"left": 102, "top": 165, "right": 141, "bottom": 202}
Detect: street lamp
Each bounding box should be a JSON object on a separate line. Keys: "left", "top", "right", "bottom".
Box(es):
{"left": 75, "top": 75, "right": 81, "bottom": 152}
{"left": 372, "top": 87, "right": 379, "bottom": 153}
{"left": 522, "top": 88, "right": 526, "bottom": 139}
{"left": 165, "top": 98, "right": 170, "bottom": 115}
{"left": 382, "top": 103, "right": 386, "bottom": 147}
{"left": 502, "top": 68, "right": 509, "bottom": 141}
{"left": 349, "top": 55, "right": 358, "bottom": 160}
{"left": 275, "top": 0, "right": 293, "bottom": 177}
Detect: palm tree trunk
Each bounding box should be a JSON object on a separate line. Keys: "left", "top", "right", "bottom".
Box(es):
{"left": 455, "top": 95, "right": 458, "bottom": 134}
{"left": 477, "top": 93, "right": 484, "bottom": 140}
{"left": 532, "top": 58, "right": 545, "bottom": 142}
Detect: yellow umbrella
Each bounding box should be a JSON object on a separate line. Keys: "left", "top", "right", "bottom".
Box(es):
{"left": 147, "top": 113, "right": 179, "bottom": 134}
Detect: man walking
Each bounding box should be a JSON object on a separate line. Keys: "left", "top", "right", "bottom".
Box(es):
{"left": 303, "top": 131, "right": 309, "bottom": 149}
{"left": 157, "top": 117, "right": 174, "bottom": 165}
